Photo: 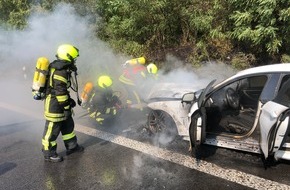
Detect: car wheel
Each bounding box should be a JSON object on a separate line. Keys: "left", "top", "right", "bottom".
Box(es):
{"left": 147, "top": 110, "right": 178, "bottom": 140}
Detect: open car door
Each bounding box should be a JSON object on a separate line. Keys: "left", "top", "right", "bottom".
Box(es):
{"left": 260, "top": 78, "right": 290, "bottom": 161}
{"left": 259, "top": 102, "right": 289, "bottom": 160}
{"left": 189, "top": 80, "right": 216, "bottom": 157}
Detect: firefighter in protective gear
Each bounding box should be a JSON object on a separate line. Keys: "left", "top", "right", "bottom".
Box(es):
{"left": 83, "top": 75, "right": 122, "bottom": 125}
{"left": 118, "top": 57, "right": 147, "bottom": 109}
{"left": 146, "top": 63, "right": 158, "bottom": 79}
{"left": 42, "top": 44, "right": 84, "bottom": 162}
{"left": 119, "top": 57, "right": 147, "bottom": 86}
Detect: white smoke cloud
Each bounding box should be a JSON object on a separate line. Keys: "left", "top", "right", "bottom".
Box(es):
{"left": 0, "top": 3, "right": 127, "bottom": 128}
{"left": 0, "top": 3, "right": 126, "bottom": 83}
{"left": 0, "top": 2, "right": 236, "bottom": 101}
{"left": 0, "top": 2, "right": 237, "bottom": 147}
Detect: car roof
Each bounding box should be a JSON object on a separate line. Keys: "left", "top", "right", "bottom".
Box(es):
{"left": 235, "top": 63, "right": 290, "bottom": 77}
{"left": 216, "top": 63, "right": 290, "bottom": 87}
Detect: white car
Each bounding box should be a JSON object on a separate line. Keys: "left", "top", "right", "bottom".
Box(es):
{"left": 146, "top": 63, "right": 290, "bottom": 163}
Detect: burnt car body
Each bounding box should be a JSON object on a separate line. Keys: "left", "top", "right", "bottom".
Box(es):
{"left": 146, "top": 63, "right": 290, "bottom": 162}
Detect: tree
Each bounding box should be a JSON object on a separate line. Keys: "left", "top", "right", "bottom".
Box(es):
{"left": 228, "top": 0, "right": 290, "bottom": 62}
{"left": 0, "top": 0, "right": 31, "bottom": 29}
{"left": 1, "top": 0, "right": 289, "bottom": 66}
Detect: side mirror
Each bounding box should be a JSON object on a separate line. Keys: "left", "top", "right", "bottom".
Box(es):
{"left": 181, "top": 92, "right": 195, "bottom": 104}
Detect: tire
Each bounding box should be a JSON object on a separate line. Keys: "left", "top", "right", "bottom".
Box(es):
{"left": 147, "top": 110, "right": 178, "bottom": 144}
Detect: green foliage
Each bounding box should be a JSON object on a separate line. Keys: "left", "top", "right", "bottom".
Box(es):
{"left": 231, "top": 52, "right": 256, "bottom": 70}
{"left": 0, "top": 0, "right": 31, "bottom": 29}
{"left": 96, "top": 0, "right": 197, "bottom": 58}
{"left": 0, "top": 0, "right": 289, "bottom": 67}
{"left": 109, "top": 39, "right": 144, "bottom": 56}
{"left": 228, "top": 0, "right": 290, "bottom": 59}
{"left": 97, "top": 0, "right": 231, "bottom": 62}
{"left": 281, "top": 54, "right": 290, "bottom": 63}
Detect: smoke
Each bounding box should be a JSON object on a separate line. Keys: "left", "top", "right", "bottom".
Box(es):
{"left": 0, "top": 2, "right": 236, "bottom": 101}
{"left": 0, "top": 3, "right": 127, "bottom": 83}
{"left": 0, "top": 3, "right": 130, "bottom": 147}
{"left": 0, "top": 3, "right": 237, "bottom": 149}
{"left": 0, "top": 4, "right": 242, "bottom": 184}
{"left": 141, "top": 56, "right": 236, "bottom": 147}
{"left": 141, "top": 56, "right": 236, "bottom": 102}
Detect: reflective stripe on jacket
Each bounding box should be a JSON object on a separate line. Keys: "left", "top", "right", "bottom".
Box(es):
{"left": 44, "top": 60, "right": 71, "bottom": 122}
{"left": 119, "top": 65, "right": 147, "bottom": 86}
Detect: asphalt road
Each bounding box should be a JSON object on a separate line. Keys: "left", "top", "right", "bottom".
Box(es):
{"left": 1, "top": 79, "right": 290, "bottom": 190}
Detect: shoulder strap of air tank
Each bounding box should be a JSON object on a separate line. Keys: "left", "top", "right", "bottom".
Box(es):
{"left": 45, "top": 66, "right": 56, "bottom": 96}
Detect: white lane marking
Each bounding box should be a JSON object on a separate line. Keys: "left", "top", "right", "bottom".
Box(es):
{"left": 75, "top": 124, "right": 290, "bottom": 190}
{"left": 1, "top": 102, "right": 290, "bottom": 190}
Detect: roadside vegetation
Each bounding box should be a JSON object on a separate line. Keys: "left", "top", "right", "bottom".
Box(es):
{"left": 1, "top": 0, "right": 289, "bottom": 69}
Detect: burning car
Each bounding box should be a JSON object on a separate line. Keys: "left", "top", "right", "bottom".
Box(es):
{"left": 146, "top": 63, "right": 290, "bottom": 162}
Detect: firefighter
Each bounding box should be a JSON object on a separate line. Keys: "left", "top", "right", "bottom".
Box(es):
{"left": 146, "top": 63, "right": 158, "bottom": 79}
{"left": 42, "top": 44, "right": 84, "bottom": 162}
{"left": 118, "top": 57, "right": 147, "bottom": 108}
{"left": 85, "top": 75, "right": 122, "bottom": 125}
{"left": 119, "top": 57, "right": 147, "bottom": 86}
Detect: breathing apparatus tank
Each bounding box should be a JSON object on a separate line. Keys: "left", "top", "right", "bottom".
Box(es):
{"left": 80, "top": 82, "right": 94, "bottom": 107}
{"left": 32, "top": 57, "right": 50, "bottom": 100}
{"left": 125, "top": 57, "right": 146, "bottom": 66}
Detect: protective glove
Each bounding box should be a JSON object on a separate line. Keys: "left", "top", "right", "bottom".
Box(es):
{"left": 70, "top": 98, "right": 76, "bottom": 108}
{"left": 32, "top": 91, "right": 45, "bottom": 100}
{"left": 32, "top": 91, "right": 42, "bottom": 100}
{"left": 64, "top": 109, "right": 72, "bottom": 120}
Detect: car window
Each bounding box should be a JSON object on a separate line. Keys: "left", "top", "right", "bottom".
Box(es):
{"left": 205, "top": 75, "right": 267, "bottom": 136}
{"left": 273, "top": 75, "right": 290, "bottom": 107}
{"left": 248, "top": 76, "right": 267, "bottom": 88}
{"left": 279, "top": 75, "right": 290, "bottom": 91}
{"left": 207, "top": 75, "right": 267, "bottom": 110}
{"left": 238, "top": 75, "right": 267, "bottom": 109}
{"left": 260, "top": 74, "right": 280, "bottom": 103}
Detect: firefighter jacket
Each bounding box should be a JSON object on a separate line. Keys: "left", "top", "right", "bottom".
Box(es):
{"left": 119, "top": 65, "right": 147, "bottom": 86}
{"left": 44, "top": 60, "right": 73, "bottom": 122}
{"left": 88, "top": 87, "right": 120, "bottom": 115}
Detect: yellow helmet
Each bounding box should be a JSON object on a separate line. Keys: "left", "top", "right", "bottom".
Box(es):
{"left": 56, "top": 44, "right": 79, "bottom": 62}
{"left": 98, "top": 75, "right": 113, "bottom": 89}
{"left": 147, "top": 63, "right": 158, "bottom": 74}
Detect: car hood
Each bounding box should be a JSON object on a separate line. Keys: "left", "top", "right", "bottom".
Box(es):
{"left": 146, "top": 82, "right": 205, "bottom": 102}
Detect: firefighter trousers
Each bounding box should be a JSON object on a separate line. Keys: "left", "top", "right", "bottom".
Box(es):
{"left": 42, "top": 116, "right": 78, "bottom": 157}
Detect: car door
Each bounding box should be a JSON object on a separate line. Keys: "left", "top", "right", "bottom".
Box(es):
{"left": 188, "top": 80, "right": 216, "bottom": 156}
{"left": 260, "top": 75, "right": 290, "bottom": 160}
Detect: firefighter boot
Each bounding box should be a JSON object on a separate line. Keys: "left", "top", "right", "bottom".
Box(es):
{"left": 44, "top": 153, "right": 63, "bottom": 163}
{"left": 66, "top": 144, "right": 84, "bottom": 155}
